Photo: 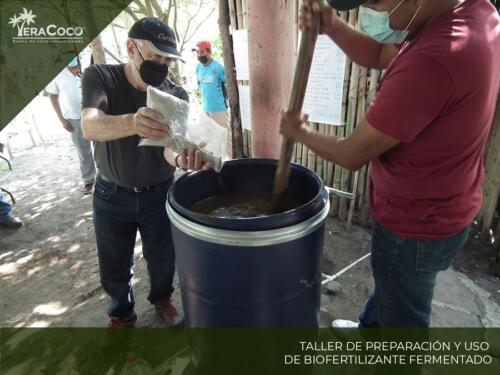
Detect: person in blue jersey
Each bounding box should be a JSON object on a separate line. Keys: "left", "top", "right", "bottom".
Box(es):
{"left": 193, "top": 40, "right": 228, "bottom": 127}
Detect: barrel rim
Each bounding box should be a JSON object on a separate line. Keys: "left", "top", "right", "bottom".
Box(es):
{"left": 169, "top": 159, "right": 326, "bottom": 231}
{"left": 167, "top": 196, "right": 330, "bottom": 247}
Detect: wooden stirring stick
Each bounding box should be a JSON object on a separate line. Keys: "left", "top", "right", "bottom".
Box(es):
{"left": 272, "top": 0, "right": 321, "bottom": 212}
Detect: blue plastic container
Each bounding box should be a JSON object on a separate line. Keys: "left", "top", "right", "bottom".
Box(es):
{"left": 167, "top": 159, "right": 329, "bottom": 327}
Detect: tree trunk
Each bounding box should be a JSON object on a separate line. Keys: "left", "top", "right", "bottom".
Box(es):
{"left": 219, "top": 0, "right": 244, "bottom": 159}
{"left": 91, "top": 35, "right": 107, "bottom": 64}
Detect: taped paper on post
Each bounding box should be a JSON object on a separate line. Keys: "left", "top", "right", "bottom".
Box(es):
{"left": 303, "top": 35, "right": 346, "bottom": 126}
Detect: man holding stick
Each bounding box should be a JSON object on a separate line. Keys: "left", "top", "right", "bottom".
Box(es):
{"left": 280, "top": 0, "right": 500, "bottom": 327}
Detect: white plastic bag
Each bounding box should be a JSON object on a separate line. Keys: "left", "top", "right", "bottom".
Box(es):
{"left": 139, "top": 86, "right": 229, "bottom": 172}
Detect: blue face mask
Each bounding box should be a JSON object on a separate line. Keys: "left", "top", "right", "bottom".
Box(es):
{"left": 359, "top": 0, "right": 421, "bottom": 44}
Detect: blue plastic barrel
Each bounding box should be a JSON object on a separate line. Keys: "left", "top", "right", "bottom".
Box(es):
{"left": 167, "top": 159, "right": 329, "bottom": 327}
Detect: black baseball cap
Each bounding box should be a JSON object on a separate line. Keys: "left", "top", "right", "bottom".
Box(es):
{"left": 128, "top": 17, "right": 184, "bottom": 61}
{"left": 326, "top": 0, "right": 369, "bottom": 10}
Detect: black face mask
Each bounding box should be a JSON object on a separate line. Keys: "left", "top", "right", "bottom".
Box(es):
{"left": 133, "top": 41, "right": 168, "bottom": 86}
{"left": 139, "top": 60, "right": 168, "bottom": 86}
{"left": 198, "top": 55, "right": 209, "bottom": 65}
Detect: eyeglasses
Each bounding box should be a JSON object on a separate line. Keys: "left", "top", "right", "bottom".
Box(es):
{"left": 165, "top": 59, "right": 176, "bottom": 68}
{"left": 133, "top": 40, "right": 176, "bottom": 67}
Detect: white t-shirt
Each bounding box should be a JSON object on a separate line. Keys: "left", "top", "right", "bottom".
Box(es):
{"left": 46, "top": 68, "right": 82, "bottom": 120}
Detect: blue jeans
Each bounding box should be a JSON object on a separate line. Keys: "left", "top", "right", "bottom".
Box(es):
{"left": 93, "top": 176, "right": 175, "bottom": 319}
{"left": 359, "top": 219, "right": 471, "bottom": 328}
{"left": 0, "top": 195, "right": 12, "bottom": 218}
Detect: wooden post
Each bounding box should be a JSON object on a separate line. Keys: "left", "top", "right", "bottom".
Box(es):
{"left": 247, "top": 0, "right": 297, "bottom": 159}
{"left": 91, "top": 35, "right": 106, "bottom": 64}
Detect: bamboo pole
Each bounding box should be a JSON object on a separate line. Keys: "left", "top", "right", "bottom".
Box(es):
{"left": 296, "top": 142, "right": 303, "bottom": 164}
{"left": 308, "top": 123, "right": 318, "bottom": 172}
{"left": 346, "top": 170, "right": 359, "bottom": 231}
{"left": 301, "top": 138, "right": 309, "bottom": 168}
{"left": 306, "top": 128, "right": 316, "bottom": 172}
{"left": 319, "top": 123, "right": 328, "bottom": 182}
{"left": 495, "top": 216, "right": 500, "bottom": 254}
{"left": 240, "top": 0, "right": 252, "bottom": 157}
{"left": 242, "top": 0, "right": 248, "bottom": 26}
{"left": 319, "top": 124, "right": 326, "bottom": 179}
{"left": 228, "top": 0, "right": 237, "bottom": 32}
{"left": 338, "top": 9, "right": 359, "bottom": 221}
{"left": 367, "top": 69, "right": 381, "bottom": 104}
{"left": 235, "top": 0, "right": 243, "bottom": 29}
{"left": 355, "top": 66, "right": 368, "bottom": 208}
{"left": 242, "top": 129, "right": 248, "bottom": 157}
{"left": 330, "top": 10, "right": 351, "bottom": 217}
{"left": 326, "top": 125, "right": 335, "bottom": 186}
{"left": 479, "top": 92, "right": 500, "bottom": 242}
{"left": 248, "top": 130, "right": 253, "bottom": 157}
{"left": 359, "top": 68, "right": 380, "bottom": 225}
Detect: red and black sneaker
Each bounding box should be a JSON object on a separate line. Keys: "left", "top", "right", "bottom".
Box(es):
{"left": 154, "top": 299, "right": 181, "bottom": 326}
{"left": 107, "top": 313, "right": 137, "bottom": 328}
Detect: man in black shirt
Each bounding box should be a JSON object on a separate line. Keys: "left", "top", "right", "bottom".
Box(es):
{"left": 81, "top": 17, "right": 206, "bottom": 327}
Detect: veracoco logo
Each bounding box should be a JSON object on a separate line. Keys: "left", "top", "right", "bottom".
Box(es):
{"left": 8, "top": 8, "right": 85, "bottom": 43}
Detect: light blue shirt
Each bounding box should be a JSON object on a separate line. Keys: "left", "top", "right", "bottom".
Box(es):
{"left": 196, "top": 59, "right": 226, "bottom": 112}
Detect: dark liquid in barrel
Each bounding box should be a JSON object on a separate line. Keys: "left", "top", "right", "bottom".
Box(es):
{"left": 189, "top": 192, "right": 302, "bottom": 218}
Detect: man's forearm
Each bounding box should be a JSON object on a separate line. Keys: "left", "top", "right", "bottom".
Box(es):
{"left": 82, "top": 113, "right": 136, "bottom": 142}
{"left": 324, "top": 17, "right": 387, "bottom": 69}
{"left": 299, "top": 128, "right": 361, "bottom": 171}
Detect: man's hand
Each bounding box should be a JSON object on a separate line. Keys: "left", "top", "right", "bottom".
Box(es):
{"left": 299, "top": 0, "right": 337, "bottom": 34}
{"left": 62, "top": 120, "right": 74, "bottom": 133}
{"left": 169, "top": 148, "right": 212, "bottom": 171}
{"left": 133, "top": 107, "right": 169, "bottom": 141}
{"left": 280, "top": 110, "right": 310, "bottom": 142}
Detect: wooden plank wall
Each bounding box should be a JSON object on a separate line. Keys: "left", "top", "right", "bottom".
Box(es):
{"left": 479, "top": 93, "right": 500, "bottom": 253}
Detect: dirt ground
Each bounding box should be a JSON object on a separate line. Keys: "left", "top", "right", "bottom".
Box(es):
{"left": 1, "top": 95, "right": 499, "bottom": 328}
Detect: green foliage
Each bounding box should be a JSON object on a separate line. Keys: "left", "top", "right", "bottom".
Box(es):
{"left": 211, "top": 35, "right": 224, "bottom": 62}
